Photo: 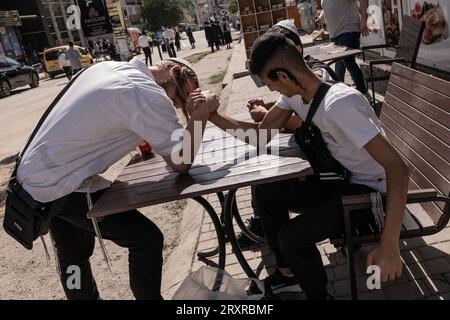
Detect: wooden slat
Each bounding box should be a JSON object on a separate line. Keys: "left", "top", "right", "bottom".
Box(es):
{"left": 408, "top": 179, "right": 444, "bottom": 225}
{"left": 110, "top": 148, "right": 301, "bottom": 194}
{"left": 382, "top": 122, "right": 449, "bottom": 197}
{"left": 402, "top": 210, "right": 421, "bottom": 235}
{"left": 108, "top": 155, "right": 305, "bottom": 199}
{"left": 88, "top": 160, "right": 312, "bottom": 218}
{"left": 391, "top": 63, "right": 450, "bottom": 98}
{"left": 380, "top": 108, "right": 449, "bottom": 180}
{"left": 389, "top": 74, "right": 450, "bottom": 114}
{"left": 405, "top": 203, "right": 436, "bottom": 231}
{"left": 386, "top": 82, "right": 450, "bottom": 129}
{"left": 381, "top": 98, "right": 449, "bottom": 158}
{"left": 387, "top": 74, "right": 450, "bottom": 116}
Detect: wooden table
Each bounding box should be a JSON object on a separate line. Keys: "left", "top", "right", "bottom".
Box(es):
{"left": 303, "top": 43, "right": 362, "bottom": 65}
{"left": 88, "top": 114, "right": 312, "bottom": 280}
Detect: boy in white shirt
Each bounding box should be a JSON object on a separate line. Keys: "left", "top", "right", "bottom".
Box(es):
{"left": 191, "top": 32, "right": 409, "bottom": 299}
{"left": 58, "top": 50, "right": 72, "bottom": 80}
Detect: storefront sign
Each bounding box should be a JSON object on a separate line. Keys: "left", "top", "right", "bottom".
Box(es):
{"left": 78, "top": 0, "right": 113, "bottom": 37}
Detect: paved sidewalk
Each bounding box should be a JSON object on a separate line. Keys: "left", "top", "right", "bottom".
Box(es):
{"left": 176, "top": 40, "right": 450, "bottom": 300}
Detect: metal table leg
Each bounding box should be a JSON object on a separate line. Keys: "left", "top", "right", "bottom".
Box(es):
{"left": 193, "top": 194, "right": 226, "bottom": 271}
{"left": 224, "top": 189, "right": 258, "bottom": 279}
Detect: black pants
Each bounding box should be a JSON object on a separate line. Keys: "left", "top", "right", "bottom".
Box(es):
{"left": 255, "top": 178, "right": 375, "bottom": 300}
{"left": 62, "top": 66, "right": 72, "bottom": 80}
{"left": 142, "top": 47, "right": 152, "bottom": 66}
{"left": 166, "top": 42, "right": 176, "bottom": 57}
{"left": 50, "top": 190, "right": 164, "bottom": 300}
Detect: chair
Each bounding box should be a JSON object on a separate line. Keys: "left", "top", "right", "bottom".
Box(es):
{"left": 360, "top": 15, "right": 425, "bottom": 107}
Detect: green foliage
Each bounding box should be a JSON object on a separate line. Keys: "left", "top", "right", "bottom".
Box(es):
{"left": 228, "top": 0, "right": 238, "bottom": 13}
{"left": 142, "top": 0, "right": 184, "bottom": 31}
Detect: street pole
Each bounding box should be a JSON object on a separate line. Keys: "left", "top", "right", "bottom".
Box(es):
{"left": 59, "top": 0, "right": 75, "bottom": 43}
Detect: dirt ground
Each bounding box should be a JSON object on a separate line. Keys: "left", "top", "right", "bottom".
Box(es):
{"left": 0, "top": 49, "right": 232, "bottom": 300}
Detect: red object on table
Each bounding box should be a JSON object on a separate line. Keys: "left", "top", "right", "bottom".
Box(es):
{"left": 138, "top": 141, "right": 152, "bottom": 155}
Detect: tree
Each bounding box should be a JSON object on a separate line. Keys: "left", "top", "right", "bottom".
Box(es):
{"left": 141, "top": 0, "right": 184, "bottom": 31}
{"left": 228, "top": 0, "right": 238, "bottom": 14}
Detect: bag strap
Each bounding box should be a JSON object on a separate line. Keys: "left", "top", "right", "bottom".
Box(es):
{"left": 13, "top": 69, "right": 86, "bottom": 176}
{"left": 304, "top": 82, "right": 332, "bottom": 126}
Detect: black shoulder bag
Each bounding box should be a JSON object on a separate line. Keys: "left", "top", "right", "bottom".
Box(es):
{"left": 3, "top": 70, "right": 85, "bottom": 250}
{"left": 294, "top": 82, "right": 351, "bottom": 182}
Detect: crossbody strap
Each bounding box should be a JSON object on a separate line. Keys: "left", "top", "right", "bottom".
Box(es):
{"left": 13, "top": 69, "right": 86, "bottom": 177}
{"left": 304, "top": 82, "right": 333, "bottom": 125}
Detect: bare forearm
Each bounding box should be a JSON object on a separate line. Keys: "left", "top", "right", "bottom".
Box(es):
{"left": 381, "top": 163, "right": 409, "bottom": 244}
{"left": 209, "top": 111, "right": 259, "bottom": 131}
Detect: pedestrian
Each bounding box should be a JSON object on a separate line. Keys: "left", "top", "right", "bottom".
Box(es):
{"left": 163, "top": 26, "right": 177, "bottom": 58}
{"left": 14, "top": 56, "right": 219, "bottom": 300}
{"left": 175, "top": 29, "right": 181, "bottom": 51}
{"left": 58, "top": 50, "right": 72, "bottom": 80}
{"left": 65, "top": 41, "right": 83, "bottom": 74}
{"left": 222, "top": 17, "right": 232, "bottom": 49}
{"left": 212, "top": 20, "right": 221, "bottom": 51}
{"left": 138, "top": 33, "right": 153, "bottom": 66}
{"left": 186, "top": 26, "right": 196, "bottom": 49}
{"left": 204, "top": 21, "right": 215, "bottom": 53}
{"left": 315, "top": 0, "right": 369, "bottom": 94}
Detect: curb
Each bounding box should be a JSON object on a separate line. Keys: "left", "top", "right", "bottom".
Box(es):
{"left": 161, "top": 198, "right": 205, "bottom": 299}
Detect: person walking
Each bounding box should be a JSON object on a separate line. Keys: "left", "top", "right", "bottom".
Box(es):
{"left": 163, "top": 27, "right": 177, "bottom": 58}
{"left": 222, "top": 17, "right": 232, "bottom": 49}
{"left": 58, "top": 50, "right": 72, "bottom": 80}
{"left": 138, "top": 33, "right": 153, "bottom": 66}
{"left": 65, "top": 42, "right": 83, "bottom": 74}
{"left": 174, "top": 29, "right": 181, "bottom": 51}
{"left": 315, "top": 0, "right": 369, "bottom": 94}
{"left": 186, "top": 26, "right": 196, "bottom": 49}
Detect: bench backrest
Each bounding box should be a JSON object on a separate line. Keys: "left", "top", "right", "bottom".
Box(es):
{"left": 394, "top": 15, "right": 425, "bottom": 68}
{"left": 380, "top": 63, "right": 450, "bottom": 224}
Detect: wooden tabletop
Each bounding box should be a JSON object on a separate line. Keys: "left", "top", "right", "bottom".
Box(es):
{"left": 88, "top": 116, "right": 312, "bottom": 218}
{"left": 303, "top": 43, "right": 362, "bottom": 63}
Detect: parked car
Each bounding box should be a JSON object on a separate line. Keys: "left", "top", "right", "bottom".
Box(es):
{"left": 43, "top": 45, "right": 94, "bottom": 79}
{"left": 0, "top": 56, "right": 39, "bottom": 98}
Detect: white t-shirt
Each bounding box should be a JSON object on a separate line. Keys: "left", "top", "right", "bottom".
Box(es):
{"left": 17, "top": 57, "right": 183, "bottom": 203}
{"left": 276, "top": 83, "right": 387, "bottom": 192}
{"left": 163, "top": 29, "right": 176, "bottom": 43}
{"left": 138, "top": 35, "right": 152, "bottom": 48}
{"left": 58, "top": 53, "right": 70, "bottom": 67}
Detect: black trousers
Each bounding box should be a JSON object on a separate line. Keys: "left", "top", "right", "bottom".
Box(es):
{"left": 62, "top": 66, "right": 72, "bottom": 80}
{"left": 142, "top": 47, "right": 152, "bottom": 66}
{"left": 254, "top": 178, "right": 375, "bottom": 300}
{"left": 50, "top": 190, "right": 164, "bottom": 300}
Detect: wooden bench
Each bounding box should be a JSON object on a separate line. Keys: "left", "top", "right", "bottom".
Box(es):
{"left": 330, "top": 63, "right": 450, "bottom": 300}
{"left": 360, "top": 15, "right": 425, "bottom": 107}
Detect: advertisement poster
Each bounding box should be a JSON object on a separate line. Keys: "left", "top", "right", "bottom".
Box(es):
{"left": 381, "top": 0, "right": 402, "bottom": 46}
{"left": 0, "top": 40, "right": 4, "bottom": 57}
{"left": 78, "top": 0, "right": 113, "bottom": 37}
{"left": 107, "top": 1, "right": 127, "bottom": 39}
{"left": 7, "top": 27, "right": 24, "bottom": 59}
{"left": 406, "top": 0, "right": 450, "bottom": 71}
{"left": 362, "top": 0, "right": 386, "bottom": 47}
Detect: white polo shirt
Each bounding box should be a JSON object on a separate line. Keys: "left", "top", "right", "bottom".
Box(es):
{"left": 17, "top": 57, "right": 183, "bottom": 203}
{"left": 276, "top": 83, "right": 387, "bottom": 192}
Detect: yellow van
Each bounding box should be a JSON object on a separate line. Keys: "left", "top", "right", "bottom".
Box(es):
{"left": 43, "top": 45, "right": 94, "bottom": 79}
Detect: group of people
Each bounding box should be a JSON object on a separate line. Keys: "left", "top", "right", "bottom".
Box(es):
{"left": 204, "top": 17, "right": 233, "bottom": 53}
{"left": 136, "top": 26, "right": 198, "bottom": 67}
{"left": 9, "top": 0, "right": 409, "bottom": 301}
